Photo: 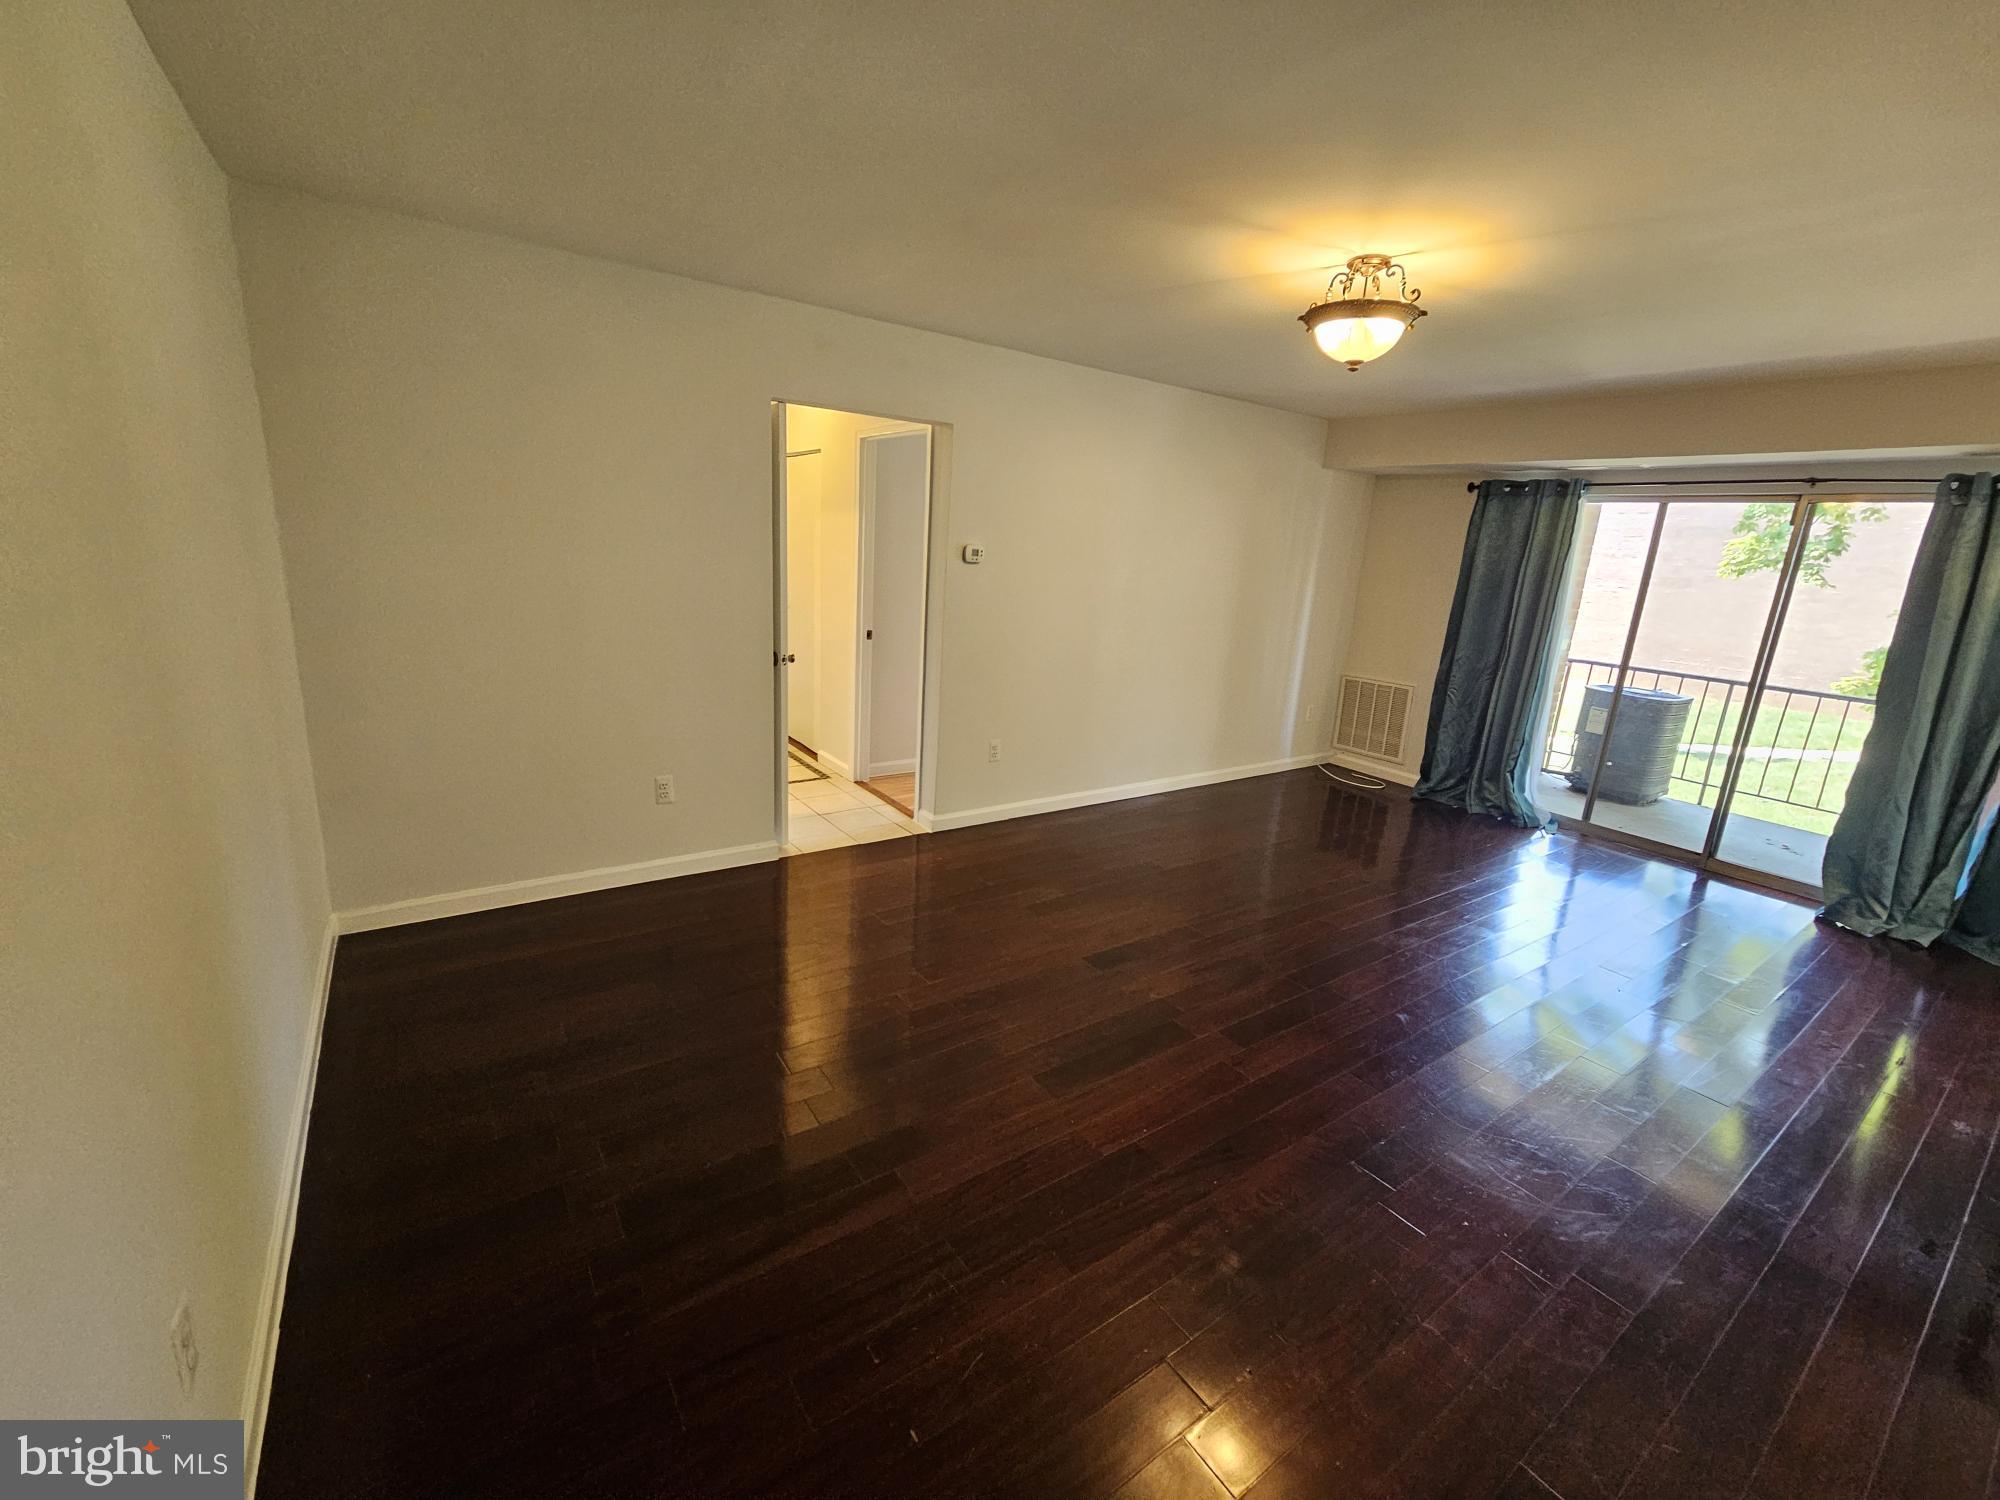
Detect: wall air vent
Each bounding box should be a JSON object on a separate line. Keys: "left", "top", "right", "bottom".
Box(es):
{"left": 1333, "top": 675, "right": 1412, "bottom": 763}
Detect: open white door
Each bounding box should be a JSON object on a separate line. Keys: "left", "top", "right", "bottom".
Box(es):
{"left": 855, "top": 429, "right": 930, "bottom": 796}
{"left": 769, "top": 402, "right": 789, "bottom": 846}
{"left": 784, "top": 451, "right": 822, "bottom": 753}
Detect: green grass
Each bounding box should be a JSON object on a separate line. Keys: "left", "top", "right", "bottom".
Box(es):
{"left": 1668, "top": 752, "right": 1854, "bottom": 836}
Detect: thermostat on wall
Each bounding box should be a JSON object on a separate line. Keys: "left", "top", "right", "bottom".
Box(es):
{"left": 961, "top": 543, "right": 986, "bottom": 564}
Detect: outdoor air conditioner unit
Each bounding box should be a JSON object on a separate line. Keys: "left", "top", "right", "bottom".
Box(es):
{"left": 1565, "top": 684, "right": 1694, "bottom": 805}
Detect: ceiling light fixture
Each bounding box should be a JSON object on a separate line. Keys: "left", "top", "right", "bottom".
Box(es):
{"left": 1300, "top": 254, "right": 1427, "bottom": 370}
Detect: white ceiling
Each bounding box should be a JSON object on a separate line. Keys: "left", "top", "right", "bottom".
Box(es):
{"left": 129, "top": 0, "right": 2000, "bottom": 418}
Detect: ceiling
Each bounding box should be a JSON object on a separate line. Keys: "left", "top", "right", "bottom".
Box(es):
{"left": 129, "top": 0, "right": 2000, "bottom": 418}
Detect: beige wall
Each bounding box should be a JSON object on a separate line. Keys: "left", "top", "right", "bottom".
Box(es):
{"left": 1325, "top": 360, "right": 2000, "bottom": 473}
{"left": 230, "top": 185, "right": 1374, "bottom": 917}
{"left": 1, "top": 0, "right": 330, "bottom": 1428}
{"left": 1334, "top": 475, "right": 1479, "bottom": 782}
{"left": 1332, "top": 364, "right": 2000, "bottom": 784}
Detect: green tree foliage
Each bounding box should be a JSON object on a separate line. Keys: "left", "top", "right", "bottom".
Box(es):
{"left": 1716, "top": 501, "right": 1889, "bottom": 589}
{"left": 1831, "top": 645, "right": 1887, "bottom": 699}
{"left": 1718, "top": 500, "right": 1893, "bottom": 695}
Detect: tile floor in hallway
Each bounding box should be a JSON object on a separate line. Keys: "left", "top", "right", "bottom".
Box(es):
{"left": 786, "top": 762, "right": 924, "bottom": 853}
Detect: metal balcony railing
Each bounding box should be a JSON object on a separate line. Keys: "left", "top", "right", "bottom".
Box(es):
{"left": 1541, "top": 657, "right": 1876, "bottom": 816}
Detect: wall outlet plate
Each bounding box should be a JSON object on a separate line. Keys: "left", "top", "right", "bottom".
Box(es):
{"left": 654, "top": 775, "right": 676, "bottom": 804}
{"left": 987, "top": 738, "right": 1001, "bottom": 762}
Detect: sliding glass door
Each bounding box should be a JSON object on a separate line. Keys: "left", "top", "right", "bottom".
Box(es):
{"left": 1538, "top": 489, "right": 1929, "bottom": 895}
{"left": 1710, "top": 499, "right": 1930, "bottom": 886}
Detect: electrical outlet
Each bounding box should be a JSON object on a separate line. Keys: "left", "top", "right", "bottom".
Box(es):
{"left": 987, "top": 739, "right": 1001, "bottom": 763}
{"left": 653, "top": 775, "right": 676, "bottom": 805}
{"left": 1305, "top": 702, "right": 1317, "bottom": 722}
{"left": 169, "top": 1300, "right": 198, "bottom": 1394}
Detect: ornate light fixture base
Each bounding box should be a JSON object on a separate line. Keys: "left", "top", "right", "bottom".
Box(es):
{"left": 1300, "top": 254, "right": 1428, "bottom": 370}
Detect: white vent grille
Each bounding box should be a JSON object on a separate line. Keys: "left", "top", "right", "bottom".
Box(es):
{"left": 1333, "top": 675, "right": 1412, "bottom": 762}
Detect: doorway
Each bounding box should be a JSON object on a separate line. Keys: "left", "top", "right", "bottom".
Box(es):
{"left": 1538, "top": 487, "right": 1930, "bottom": 896}
{"left": 772, "top": 402, "right": 940, "bottom": 855}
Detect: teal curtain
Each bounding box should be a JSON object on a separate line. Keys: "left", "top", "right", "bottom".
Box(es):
{"left": 1821, "top": 473, "right": 2000, "bottom": 963}
{"left": 1413, "top": 478, "right": 1584, "bottom": 828}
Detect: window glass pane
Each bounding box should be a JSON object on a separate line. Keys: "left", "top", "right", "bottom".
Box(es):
{"left": 1552, "top": 501, "right": 1789, "bottom": 856}
{"left": 1537, "top": 502, "right": 1652, "bottom": 804}
{"left": 1714, "top": 501, "right": 1929, "bottom": 886}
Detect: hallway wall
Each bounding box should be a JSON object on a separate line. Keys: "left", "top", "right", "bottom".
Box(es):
{"left": 232, "top": 185, "right": 1373, "bottom": 918}
{"left": 2, "top": 0, "right": 331, "bottom": 1427}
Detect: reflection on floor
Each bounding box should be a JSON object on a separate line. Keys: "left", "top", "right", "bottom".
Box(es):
{"left": 1538, "top": 775, "right": 1828, "bottom": 888}
{"left": 786, "top": 764, "right": 924, "bottom": 855}
{"left": 258, "top": 769, "right": 2000, "bottom": 1498}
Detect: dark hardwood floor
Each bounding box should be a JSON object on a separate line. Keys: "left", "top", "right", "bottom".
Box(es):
{"left": 260, "top": 769, "right": 2000, "bottom": 1498}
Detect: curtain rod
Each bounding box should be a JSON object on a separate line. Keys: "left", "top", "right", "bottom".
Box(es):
{"left": 1465, "top": 476, "right": 1941, "bottom": 492}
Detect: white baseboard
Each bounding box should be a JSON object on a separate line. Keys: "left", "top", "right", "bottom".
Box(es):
{"left": 818, "top": 752, "right": 853, "bottom": 780}
{"left": 928, "top": 751, "right": 1334, "bottom": 832}
{"left": 866, "top": 757, "right": 917, "bottom": 775}
{"left": 242, "top": 912, "right": 338, "bottom": 1495}
{"left": 240, "top": 839, "right": 782, "bottom": 1483}
{"left": 335, "top": 842, "right": 782, "bottom": 934}
{"left": 243, "top": 754, "right": 1364, "bottom": 1480}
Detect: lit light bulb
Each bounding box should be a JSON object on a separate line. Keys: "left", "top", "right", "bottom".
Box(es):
{"left": 1311, "top": 314, "right": 1410, "bottom": 368}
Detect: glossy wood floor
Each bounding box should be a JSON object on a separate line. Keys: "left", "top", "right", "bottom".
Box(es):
{"left": 262, "top": 770, "right": 2000, "bottom": 1499}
